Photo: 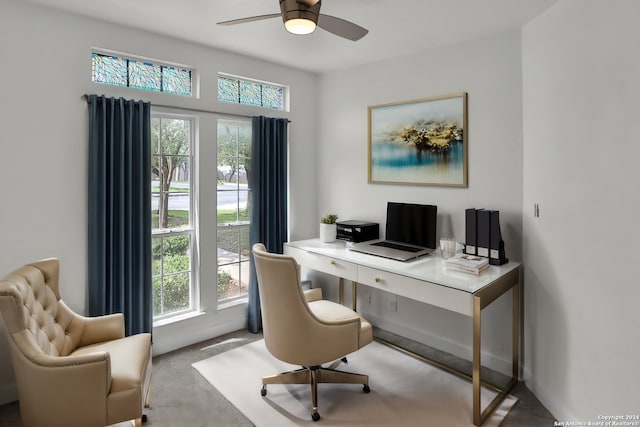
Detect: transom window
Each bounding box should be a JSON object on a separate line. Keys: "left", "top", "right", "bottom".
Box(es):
{"left": 218, "top": 74, "right": 286, "bottom": 111}
{"left": 92, "top": 52, "right": 192, "bottom": 96}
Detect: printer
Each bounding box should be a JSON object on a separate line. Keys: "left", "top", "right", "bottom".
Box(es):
{"left": 336, "top": 220, "right": 379, "bottom": 243}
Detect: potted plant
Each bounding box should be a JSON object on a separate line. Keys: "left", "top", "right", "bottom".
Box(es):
{"left": 319, "top": 214, "right": 338, "bottom": 243}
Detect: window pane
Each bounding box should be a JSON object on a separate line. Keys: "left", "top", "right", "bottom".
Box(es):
{"left": 162, "top": 272, "right": 190, "bottom": 313}
{"left": 129, "top": 60, "right": 161, "bottom": 91}
{"left": 218, "top": 76, "right": 239, "bottom": 103}
{"left": 151, "top": 156, "right": 161, "bottom": 229}
{"left": 92, "top": 53, "right": 127, "bottom": 86}
{"left": 152, "top": 118, "right": 191, "bottom": 230}
{"left": 218, "top": 228, "right": 240, "bottom": 263}
{"left": 262, "top": 84, "right": 284, "bottom": 110}
{"left": 217, "top": 227, "right": 249, "bottom": 300}
{"left": 152, "top": 238, "right": 162, "bottom": 276}
{"left": 152, "top": 234, "right": 192, "bottom": 316}
{"left": 152, "top": 277, "right": 163, "bottom": 317}
{"left": 238, "top": 124, "right": 252, "bottom": 159}
{"left": 240, "top": 80, "right": 262, "bottom": 106}
{"left": 162, "top": 67, "right": 192, "bottom": 96}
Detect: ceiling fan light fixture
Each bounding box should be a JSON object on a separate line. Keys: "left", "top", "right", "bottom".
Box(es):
{"left": 284, "top": 17, "right": 317, "bottom": 35}
{"left": 280, "top": 0, "right": 319, "bottom": 35}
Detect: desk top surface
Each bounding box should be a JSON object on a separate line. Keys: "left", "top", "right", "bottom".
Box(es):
{"left": 285, "top": 239, "right": 520, "bottom": 294}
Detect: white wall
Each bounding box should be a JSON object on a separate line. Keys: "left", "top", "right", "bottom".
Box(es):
{"left": 315, "top": 31, "right": 524, "bottom": 374}
{"left": 522, "top": 0, "right": 640, "bottom": 421}
{"left": 0, "top": 0, "right": 318, "bottom": 404}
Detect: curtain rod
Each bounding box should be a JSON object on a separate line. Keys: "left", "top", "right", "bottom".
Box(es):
{"left": 82, "top": 95, "right": 291, "bottom": 122}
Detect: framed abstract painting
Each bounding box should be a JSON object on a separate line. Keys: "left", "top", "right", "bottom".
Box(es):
{"left": 368, "top": 92, "right": 468, "bottom": 187}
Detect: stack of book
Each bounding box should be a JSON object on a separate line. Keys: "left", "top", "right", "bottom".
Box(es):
{"left": 444, "top": 253, "right": 489, "bottom": 275}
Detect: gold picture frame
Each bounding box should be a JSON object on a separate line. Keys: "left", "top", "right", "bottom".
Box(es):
{"left": 368, "top": 92, "right": 468, "bottom": 187}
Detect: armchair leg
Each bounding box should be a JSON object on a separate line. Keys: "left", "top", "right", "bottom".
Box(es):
{"left": 145, "top": 383, "right": 152, "bottom": 408}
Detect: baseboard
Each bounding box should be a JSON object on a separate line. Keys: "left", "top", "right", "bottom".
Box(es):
{"left": 0, "top": 382, "right": 17, "bottom": 406}
{"left": 152, "top": 317, "right": 247, "bottom": 356}
{"left": 364, "top": 312, "right": 514, "bottom": 376}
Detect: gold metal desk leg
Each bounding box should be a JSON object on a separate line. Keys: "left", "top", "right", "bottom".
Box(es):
{"left": 513, "top": 282, "right": 520, "bottom": 380}
{"left": 473, "top": 296, "right": 482, "bottom": 426}
{"left": 472, "top": 275, "right": 521, "bottom": 426}
{"left": 338, "top": 278, "right": 344, "bottom": 305}
{"left": 352, "top": 281, "right": 357, "bottom": 311}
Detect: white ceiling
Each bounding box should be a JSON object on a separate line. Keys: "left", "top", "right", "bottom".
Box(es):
{"left": 25, "top": 0, "right": 560, "bottom": 73}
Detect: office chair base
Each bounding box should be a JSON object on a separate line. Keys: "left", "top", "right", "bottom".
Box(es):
{"left": 261, "top": 365, "right": 370, "bottom": 422}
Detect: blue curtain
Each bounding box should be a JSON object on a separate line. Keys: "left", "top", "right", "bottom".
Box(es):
{"left": 248, "top": 116, "right": 289, "bottom": 333}
{"left": 87, "top": 95, "right": 152, "bottom": 336}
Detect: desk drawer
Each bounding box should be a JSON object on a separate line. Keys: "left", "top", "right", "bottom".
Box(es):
{"left": 285, "top": 246, "right": 358, "bottom": 281}
{"left": 357, "top": 266, "right": 473, "bottom": 316}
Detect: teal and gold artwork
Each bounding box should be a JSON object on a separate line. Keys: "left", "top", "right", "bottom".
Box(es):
{"left": 368, "top": 93, "right": 468, "bottom": 187}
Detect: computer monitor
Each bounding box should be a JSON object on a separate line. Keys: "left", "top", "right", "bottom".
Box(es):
{"left": 385, "top": 202, "right": 437, "bottom": 249}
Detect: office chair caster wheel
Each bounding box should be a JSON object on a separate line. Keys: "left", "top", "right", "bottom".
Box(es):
{"left": 363, "top": 385, "right": 370, "bottom": 393}
{"left": 341, "top": 357, "right": 348, "bottom": 364}
{"left": 261, "top": 386, "right": 267, "bottom": 397}
{"left": 312, "top": 412, "right": 321, "bottom": 422}
{"left": 142, "top": 414, "right": 148, "bottom": 423}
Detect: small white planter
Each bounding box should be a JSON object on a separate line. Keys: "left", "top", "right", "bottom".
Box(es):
{"left": 319, "top": 223, "right": 337, "bottom": 243}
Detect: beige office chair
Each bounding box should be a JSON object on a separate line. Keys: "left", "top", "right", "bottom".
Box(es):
{"left": 252, "top": 243, "right": 373, "bottom": 422}
{"left": 0, "top": 258, "right": 152, "bottom": 427}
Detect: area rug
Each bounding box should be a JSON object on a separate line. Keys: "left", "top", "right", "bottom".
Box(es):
{"left": 193, "top": 339, "right": 516, "bottom": 427}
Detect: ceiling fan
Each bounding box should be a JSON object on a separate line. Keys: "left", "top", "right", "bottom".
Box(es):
{"left": 217, "top": 0, "right": 369, "bottom": 41}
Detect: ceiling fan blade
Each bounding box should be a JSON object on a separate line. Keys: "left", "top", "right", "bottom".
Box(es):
{"left": 217, "top": 13, "right": 281, "bottom": 26}
{"left": 317, "top": 14, "right": 368, "bottom": 41}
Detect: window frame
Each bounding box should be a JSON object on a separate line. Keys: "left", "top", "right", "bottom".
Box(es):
{"left": 92, "top": 49, "right": 194, "bottom": 97}
{"left": 217, "top": 73, "right": 289, "bottom": 111}
{"left": 151, "top": 113, "right": 198, "bottom": 322}
{"left": 216, "top": 119, "right": 252, "bottom": 305}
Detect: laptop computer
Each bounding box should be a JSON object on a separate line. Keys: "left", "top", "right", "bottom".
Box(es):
{"left": 349, "top": 202, "right": 437, "bottom": 262}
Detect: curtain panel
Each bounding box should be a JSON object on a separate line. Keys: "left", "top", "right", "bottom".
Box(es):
{"left": 248, "top": 116, "right": 289, "bottom": 333}
{"left": 87, "top": 95, "right": 152, "bottom": 336}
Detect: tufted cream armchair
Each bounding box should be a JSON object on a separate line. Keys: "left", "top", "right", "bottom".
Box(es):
{"left": 0, "top": 258, "right": 152, "bottom": 427}
{"left": 252, "top": 243, "right": 373, "bottom": 422}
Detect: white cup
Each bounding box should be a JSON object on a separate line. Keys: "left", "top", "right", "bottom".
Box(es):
{"left": 439, "top": 238, "right": 457, "bottom": 259}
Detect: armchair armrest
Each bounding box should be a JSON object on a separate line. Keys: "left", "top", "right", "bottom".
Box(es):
{"left": 78, "top": 313, "right": 125, "bottom": 347}
{"left": 57, "top": 299, "right": 125, "bottom": 347}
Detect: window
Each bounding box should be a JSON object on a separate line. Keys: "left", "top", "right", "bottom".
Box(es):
{"left": 92, "top": 52, "right": 192, "bottom": 96}
{"left": 217, "top": 120, "right": 252, "bottom": 302}
{"left": 218, "top": 75, "right": 286, "bottom": 111}
{"left": 151, "top": 115, "right": 195, "bottom": 318}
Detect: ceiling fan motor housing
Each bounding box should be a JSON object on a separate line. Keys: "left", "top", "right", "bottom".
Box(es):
{"left": 280, "top": 0, "right": 321, "bottom": 25}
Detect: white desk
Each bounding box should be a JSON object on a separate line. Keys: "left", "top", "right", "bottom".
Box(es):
{"left": 284, "top": 238, "right": 520, "bottom": 426}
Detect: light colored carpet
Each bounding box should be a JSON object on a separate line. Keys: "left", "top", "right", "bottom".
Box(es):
{"left": 193, "top": 339, "right": 516, "bottom": 427}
